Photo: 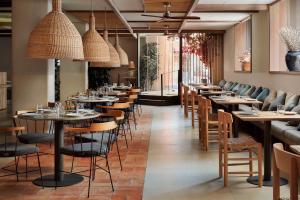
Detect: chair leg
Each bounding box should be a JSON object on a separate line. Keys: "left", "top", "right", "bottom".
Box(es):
{"left": 257, "top": 145, "right": 262, "bottom": 187}
{"left": 132, "top": 111, "right": 137, "bottom": 130}
{"left": 25, "top": 155, "right": 28, "bottom": 180}
{"left": 273, "top": 152, "right": 280, "bottom": 199}
{"left": 106, "top": 155, "right": 114, "bottom": 192}
{"left": 224, "top": 149, "right": 228, "bottom": 187}
{"left": 71, "top": 156, "right": 75, "bottom": 172}
{"left": 219, "top": 147, "right": 223, "bottom": 178}
{"left": 249, "top": 149, "right": 253, "bottom": 177}
{"left": 14, "top": 156, "right": 19, "bottom": 181}
{"left": 290, "top": 158, "right": 298, "bottom": 200}
{"left": 115, "top": 139, "right": 123, "bottom": 170}
{"left": 87, "top": 156, "right": 93, "bottom": 198}
{"left": 36, "top": 152, "right": 44, "bottom": 188}
{"left": 127, "top": 118, "right": 133, "bottom": 140}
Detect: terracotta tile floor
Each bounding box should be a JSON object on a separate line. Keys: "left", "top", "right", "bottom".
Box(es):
{"left": 0, "top": 110, "right": 152, "bottom": 200}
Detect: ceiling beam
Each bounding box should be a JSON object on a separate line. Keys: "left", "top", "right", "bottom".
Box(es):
{"left": 97, "top": 29, "right": 225, "bottom": 34}
{"left": 178, "top": 0, "right": 200, "bottom": 33}
{"left": 194, "top": 4, "right": 267, "bottom": 12}
{"left": 105, "top": 0, "right": 137, "bottom": 39}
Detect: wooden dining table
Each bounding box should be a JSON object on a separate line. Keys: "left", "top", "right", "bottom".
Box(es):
{"left": 210, "top": 96, "right": 262, "bottom": 137}
{"left": 195, "top": 85, "right": 221, "bottom": 94}
{"left": 18, "top": 110, "right": 101, "bottom": 187}
{"left": 233, "top": 111, "right": 300, "bottom": 186}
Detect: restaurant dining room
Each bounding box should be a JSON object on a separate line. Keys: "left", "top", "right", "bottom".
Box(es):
{"left": 1, "top": 0, "right": 300, "bottom": 199}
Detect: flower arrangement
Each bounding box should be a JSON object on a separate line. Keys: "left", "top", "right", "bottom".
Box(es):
{"left": 280, "top": 27, "right": 300, "bottom": 51}
{"left": 239, "top": 50, "right": 251, "bottom": 63}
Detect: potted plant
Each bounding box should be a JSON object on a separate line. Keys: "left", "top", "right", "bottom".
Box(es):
{"left": 280, "top": 27, "right": 300, "bottom": 71}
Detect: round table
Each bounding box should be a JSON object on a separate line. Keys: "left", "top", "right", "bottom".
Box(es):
{"left": 18, "top": 111, "right": 100, "bottom": 187}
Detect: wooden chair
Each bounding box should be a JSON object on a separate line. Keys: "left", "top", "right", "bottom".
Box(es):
{"left": 191, "top": 90, "right": 199, "bottom": 128}
{"left": 218, "top": 110, "right": 262, "bottom": 187}
{"left": 273, "top": 143, "right": 300, "bottom": 200}
{"left": 183, "top": 84, "right": 190, "bottom": 118}
{"left": 199, "top": 97, "right": 218, "bottom": 151}
{"left": 97, "top": 103, "right": 133, "bottom": 140}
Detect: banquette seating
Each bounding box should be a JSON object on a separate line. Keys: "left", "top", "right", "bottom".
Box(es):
{"left": 218, "top": 80, "right": 300, "bottom": 145}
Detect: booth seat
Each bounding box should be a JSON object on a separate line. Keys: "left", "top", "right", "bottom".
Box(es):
{"left": 218, "top": 80, "right": 300, "bottom": 145}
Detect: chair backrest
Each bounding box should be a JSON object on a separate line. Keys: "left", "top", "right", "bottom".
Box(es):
{"left": 273, "top": 143, "right": 300, "bottom": 175}
{"left": 89, "top": 121, "right": 118, "bottom": 132}
{"left": 113, "top": 102, "right": 130, "bottom": 109}
{"left": 130, "top": 88, "right": 141, "bottom": 93}
{"left": 103, "top": 110, "right": 125, "bottom": 121}
{"left": 218, "top": 110, "right": 233, "bottom": 145}
{"left": 48, "top": 102, "right": 56, "bottom": 108}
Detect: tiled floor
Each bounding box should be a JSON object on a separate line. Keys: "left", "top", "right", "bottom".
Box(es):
{"left": 143, "top": 105, "right": 290, "bottom": 200}
{"left": 0, "top": 106, "right": 292, "bottom": 199}
{"left": 0, "top": 108, "right": 152, "bottom": 199}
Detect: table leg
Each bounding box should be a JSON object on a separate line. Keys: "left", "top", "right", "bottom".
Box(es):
{"left": 231, "top": 104, "right": 239, "bottom": 138}
{"left": 32, "top": 120, "right": 83, "bottom": 187}
{"left": 247, "top": 121, "right": 287, "bottom": 186}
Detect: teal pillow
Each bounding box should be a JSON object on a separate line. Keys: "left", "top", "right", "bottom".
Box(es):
{"left": 250, "top": 87, "right": 262, "bottom": 98}
{"left": 291, "top": 104, "right": 300, "bottom": 114}
{"left": 223, "top": 82, "right": 233, "bottom": 90}
{"left": 256, "top": 88, "right": 270, "bottom": 102}
{"left": 284, "top": 94, "right": 299, "bottom": 111}
{"left": 244, "top": 86, "right": 256, "bottom": 96}
{"left": 268, "top": 94, "right": 286, "bottom": 111}
{"left": 229, "top": 82, "right": 238, "bottom": 91}
{"left": 219, "top": 80, "right": 226, "bottom": 87}
{"left": 239, "top": 85, "right": 251, "bottom": 96}
{"left": 236, "top": 85, "right": 246, "bottom": 94}
{"left": 232, "top": 84, "right": 242, "bottom": 93}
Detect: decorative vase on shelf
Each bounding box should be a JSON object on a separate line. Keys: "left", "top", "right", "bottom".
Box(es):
{"left": 285, "top": 51, "right": 300, "bottom": 71}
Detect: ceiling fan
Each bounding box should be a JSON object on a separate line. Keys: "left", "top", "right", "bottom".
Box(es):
{"left": 163, "top": 25, "right": 177, "bottom": 37}
{"left": 142, "top": 2, "right": 200, "bottom": 22}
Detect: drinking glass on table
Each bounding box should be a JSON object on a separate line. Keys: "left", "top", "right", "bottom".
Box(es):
{"left": 277, "top": 105, "right": 285, "bottom": 114}
{"left": 36, "top": 104, "right": 43, "bottom": 114}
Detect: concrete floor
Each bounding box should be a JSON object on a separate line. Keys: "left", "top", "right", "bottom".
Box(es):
{"left": 143, "top": 105, "right": 290, "bottom": 200}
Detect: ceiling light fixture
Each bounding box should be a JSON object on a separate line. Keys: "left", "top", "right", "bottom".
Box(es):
{"left": 27, "top": 0, "right": 83, "bottom": 60}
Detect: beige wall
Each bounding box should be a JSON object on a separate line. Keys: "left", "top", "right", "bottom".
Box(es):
{"left": 60, "top": 21, "right": 88, "bottom": 102}
{"left": 12, "top": 0, "right": 55, "bottom": 112}
{"left": 108, "top": 36, "right": 137, "bottom": 85}
{"left": 224, "top": 10, "right": 300, "bottom": 94}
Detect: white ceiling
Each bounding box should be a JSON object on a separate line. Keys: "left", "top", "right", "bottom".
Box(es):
{"left": 191, "top": 13, "right": 250, "bottom": 21}
{"left": 62, "top": 0, "right": 276, "bottom": 32}
{"left": 183, "top": 21, "right": 236, "bottom": 30}
{"left": 198, "top": 0, "right": 277, "bottom": 4}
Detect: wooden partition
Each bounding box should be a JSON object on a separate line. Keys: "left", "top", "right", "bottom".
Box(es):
{"left": 0, "top": 72, "right": 7, "bottom": 110}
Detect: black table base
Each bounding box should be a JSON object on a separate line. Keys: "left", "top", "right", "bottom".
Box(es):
{"left": 247, "top": 176, "right": 288, "bottom": 187}
{"left": 33, "top": 173, "right": 84, "bottom": 187}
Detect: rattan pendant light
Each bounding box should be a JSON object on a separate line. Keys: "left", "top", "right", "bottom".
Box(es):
{"left": 90, "top": 10, "right": 120, "bottom": 68}
{"left": 82, "top": 1, "right": 110, "bottom": 62}
{"left": 27, "top": 0, "right": 84, "bottom": 60}
{"left": 115, "top": 33, "right": 129, "bottom": 66}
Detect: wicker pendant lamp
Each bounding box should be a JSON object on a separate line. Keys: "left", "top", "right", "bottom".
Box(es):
{"left": 115, "top": 33, "right": 129, "bottom": 66}
{"left": 82, "top": 0, "right": 110, "bottom": 62}
{"left": 27, "top": 0, "right": 84, "bottom": 60}
{"left": 90, "top": 10, "right": 120, "bottom": 68}
{"left": 90, "top": 30, "right": 120, "bottom": 67}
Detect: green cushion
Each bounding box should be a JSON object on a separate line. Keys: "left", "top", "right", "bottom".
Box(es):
{"left": 244, "top": 86, "right": 256, "bottom": 96}
{"left": 229, "top": 82, "right": 238, "bottom": 91}
{"left": 256, "top": 88, "right": 270, "bottom": 102}
{"left": 223, "top": 82, "right": 233, "bottom": 90}
{"left": 291, "top": 104, "right": 300, "bottom": 114}
{"left": 276, "top": 90, "right": 286, "bottom": 98}
{"left": 250, "top": 87, "right": 262, "bottom": 98}
{"left": 232, "top": 84, "right": 242, "bottom": 93}
{"left": 268, "top": 94, "right": 287, "bottom": 111}
{"left": 239, "top": 85, "right": 251, "bottom": 96}
{"left": 284, "top": 93, "right": 299, "bottom": 111}
{"left": 261, "top": 90, "right": 276, "bottom": 111}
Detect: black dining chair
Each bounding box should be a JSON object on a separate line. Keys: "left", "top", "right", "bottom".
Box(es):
{"left": 0, "top": 127, "right": 44, "bottom": 186}
{"left": 61, "top": 121, "right": 118, "bottom": 197}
